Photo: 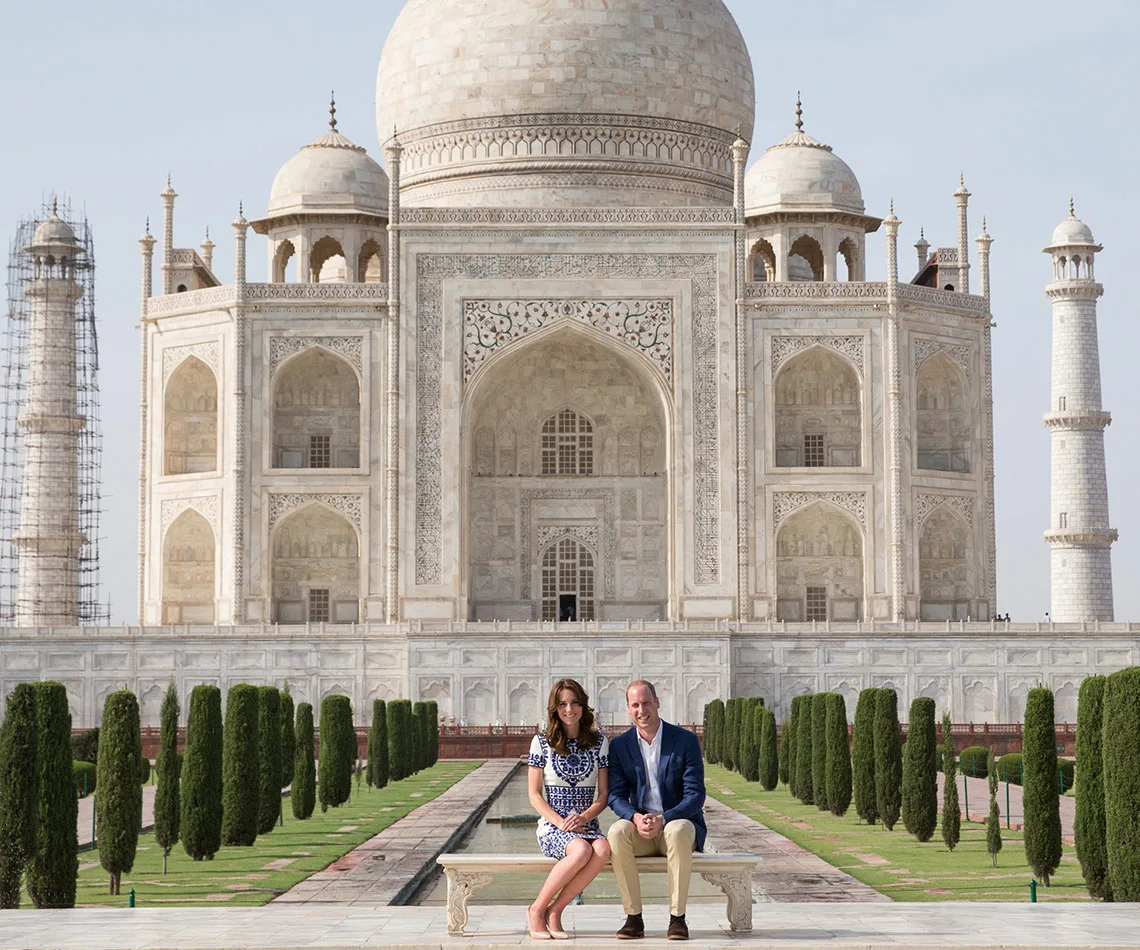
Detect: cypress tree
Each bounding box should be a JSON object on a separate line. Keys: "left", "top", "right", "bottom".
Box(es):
{"left": 1103, "top": 668, "right": 1140, "bottom": 899}
{"left": 292, "top": 703, "right": 315, "bottom": 820}
{"left": 27, "top": 682, "right": 77, "bottom": 908}
{"left": 319, "top": 695, "right": 353, "bottom": 810}
{"left": 811, "top": 692, "right": 829, "bottom": 810}
{"left": 941, "top": 711, "right": 961, "bottom": 852}
{"left": 778, "top": 715, "right": 790, "bottom": 788}
{"left": 389, "top": 700, "right": 413, "bottom": 781}
{"left": 280, "top": 686, "right": 295, "bottom": 790}
{"left": 795, "top": 694, "right": 814, "bottom": 805}
{"left": 902, "top": 697, "right": 938, "bottom": 842}
{"left": 852, "top": 687, "right": 879, "bottom": 824}
{"left": 705, "top": 699, "right": 724, "bottom": 765}
{"left": 256, "top": 687, "right": 282, "bottom": 835}
{"left": 95, "top": 690, "right": 143, "bottom": 895}
{"left": 760, "top": 707, "right": 779, "bottom": 791}
{"left": 367, "top": 700, "right": 388, "bottom": 788}
{"left": 702, "top": 703, "right": 712, "bottom": 761}
{"left": 427, "top": 700, "right": 440, "bottom": 765}
{"left": 1075, "top": 675, "right": 1110, "bottom": 899}
{"left": 180, "top": 685, "right": 222, "bottom": 860}
{"left": 723, "top": 698, "right": 738, "bottom": 772}
{"left": 826, "top": 692, "right": 852, "bottom": 817}
{"left": 739, "top": 699, "right": 760, "bottom": 781}
{"left": 1023, "top": 686, "right": 1062, "bottom": 885}
{"left": 0, "top": 683, "right": 38, "bottom": 908}
{"left": 413, "top": 701, "right": 430, "bottom": 772}
{"left": 221, "top": 684, "right": 259, "bottom": 846}
{"left": 787, "top": 696, "right": 801, "bottom": 797}
{"left": 874, "top": 688, "right": 902, "bottom": 831}
{"left": 986, "top": 747, "right": 1002, "bottom": 867}
{"left": 154, "top": 681, "right": 180, "bottom": 875}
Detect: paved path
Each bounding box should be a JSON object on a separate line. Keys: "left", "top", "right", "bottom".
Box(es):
{"left": 274, "top": 760, "right": 519, "bottom": 905}
{"left": 938, "top": 776, "right": 1075, "bottom": 841}
{"left": 1, "top": 903, "right": 1136, "bottom": 949}
{"left": 78, "top": 784, "right": 158, "bottom": 850}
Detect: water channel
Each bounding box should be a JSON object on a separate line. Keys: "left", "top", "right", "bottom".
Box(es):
{"left": 413, "top": 771, "right": 725, "bottom": 906}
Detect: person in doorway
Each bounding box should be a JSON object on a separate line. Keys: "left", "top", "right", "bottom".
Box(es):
{"left": 526, "top": 678, "right": 611, "bottom": 940}
{"left": 606, "top": 680, "right": 706, "bottom": 941}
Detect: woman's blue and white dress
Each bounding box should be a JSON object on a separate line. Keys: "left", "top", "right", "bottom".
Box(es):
{"left": 528, "top": 733, "right": 610, "bottom": 859}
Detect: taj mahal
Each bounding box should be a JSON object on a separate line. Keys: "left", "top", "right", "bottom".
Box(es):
{"left": 0, "top": 0, "right": 1134, "bottom": 730}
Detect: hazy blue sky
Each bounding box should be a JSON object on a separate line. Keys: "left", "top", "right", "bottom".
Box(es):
{"left": 1, "top": 0, "right": 1136, "bottom": 623}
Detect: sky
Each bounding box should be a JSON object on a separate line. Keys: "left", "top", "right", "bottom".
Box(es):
{"left": 0, "top": 0, "right": 1136, "bottom": 624}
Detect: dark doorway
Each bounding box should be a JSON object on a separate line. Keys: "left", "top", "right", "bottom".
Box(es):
{"left": 559, "top": 594, "right": 578, "bottom": 622}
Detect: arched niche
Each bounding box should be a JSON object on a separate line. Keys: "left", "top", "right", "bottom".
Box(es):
{"left": 774, "top": 346, "right": 861, "bottom": 467}
{"left": 775, "top": 502, "right": 863, "bottom": 622}
{"left": 271, "top": 504, "right": 360, "bottom": 624}
{"left": 273, "top": 239, "right": 295, "bottom": 283}
{"left": 310, "top": 236, "right": 346, "bottom": 283}
{"left": 788, "top": 234, "right": 824, "bottom": 281}
{"left": 162, "top": 508, "right": 215, "bottom": 623}
{"left": 358, "top": 240, "right": 384, "bottom": 283}
{"left": 918, "top": 506, "right": 974, "bottom": 620}
{"left": 463, "top": 682, "right": 494, "bottom": 725}
{"left": 749, "top": 238, "right": 775, "bottom": 282}
{"left": 540, "top": 535, "right": 596, "bottom": 621}
{"left": 464, "top": 328, "right": 670, "bottom": 621}
{"left": 272, "top": 348, "right": 360, "bottom": 469}
{"left": 916, "top": 354, "right": 971, "bottom": 473}
{"left": 164, "top": 356, "right": 218, "bottom": 475}
{"left": 508, "top": 682, "right": 539, "bottom": 726}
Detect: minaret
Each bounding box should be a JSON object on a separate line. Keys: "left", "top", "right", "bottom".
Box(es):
{"left": 915, "top": 228, "right": 929, "bottom": 273}
{"left": 954, "top": 175, "right": 970, "bottom": 293}
{"left": 200, "top": 228, "right": 215, "bottom": 273}
{"left": 160, "top": 175, "right": 177, "bottom": 295}
{"left": 13, "top": 200, "right": 86, "bottom": 625}
{"left": 1044, "top": 201, "right": 1116, "bottom": 621}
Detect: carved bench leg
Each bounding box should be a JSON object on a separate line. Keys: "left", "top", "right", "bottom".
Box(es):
{"left": 444, "top": 869, "right": 495, "bottom": 935}
{"left": 698, "top": 868, "right": 754, "bottom": 932}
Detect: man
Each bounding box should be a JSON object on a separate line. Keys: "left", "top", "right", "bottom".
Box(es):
{"left": 607, "top": 680, "right": 706, "bottom": 940}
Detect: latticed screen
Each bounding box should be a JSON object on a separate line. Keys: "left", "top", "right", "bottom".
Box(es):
{"left": 541, "top": 409, "right": 593, "bottom": 475}
{"left": 308, "top": 434, "right": 331, "bottom": 468}
{"left": 803, "top": 434, "right": 825, "bottom": 467}
{"left": 805, "top": 586, "right": 827, "bottom": 622}
{"left": 308, "top": 588, "right": 330, "bottom": 622}
{"left": 540, "top": 537, "right": 595, "bottom": 621}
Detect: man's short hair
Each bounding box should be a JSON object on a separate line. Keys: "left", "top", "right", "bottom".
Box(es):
{"left": 626, "top": 679, "right": 658, "bottom": 701}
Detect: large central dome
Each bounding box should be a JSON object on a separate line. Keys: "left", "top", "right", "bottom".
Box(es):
{"left": 375, "top": 0, "right": 755, "bottom": 208}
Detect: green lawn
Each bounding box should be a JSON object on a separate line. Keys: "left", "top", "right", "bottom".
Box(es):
{"left": 706, "top": 765, "right": 1090, "bottom": 902}
{"left": 68, "top": 761, "right": 479, "bottom": 907}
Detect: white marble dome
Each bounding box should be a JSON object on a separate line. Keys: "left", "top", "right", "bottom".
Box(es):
{"left": 1049, "top": 212, "right": 1096, "bottom": 247}
{"left": 745, "top": 127, "right": 864, "bottom": 217}
{"left": 29, "top": 209, "right": 80, "bottom": 249}
{"left": 267, "top": 128, "right": 389, "bottom": 218}
{"left": 374, "top": 0, "right": 755, "bottom": 207}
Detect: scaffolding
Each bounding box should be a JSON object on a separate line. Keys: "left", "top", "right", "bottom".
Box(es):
{"left": 0, "top": 198, "right": 109, "bottom": 625}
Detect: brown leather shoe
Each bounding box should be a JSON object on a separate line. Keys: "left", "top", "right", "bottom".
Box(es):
{"left": 616, "top": 913, "right": 644, "bottom": 939}
{"left": 667, "top": 914, "right": 689, "bottom": 940}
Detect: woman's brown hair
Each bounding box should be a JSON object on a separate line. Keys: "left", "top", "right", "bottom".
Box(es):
{"left": 544, "top": 678, "right": 600, "bottom": 755}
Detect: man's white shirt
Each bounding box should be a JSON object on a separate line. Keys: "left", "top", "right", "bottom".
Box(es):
{"left": 637, "top": 722, "right": 665, "bottom": 815}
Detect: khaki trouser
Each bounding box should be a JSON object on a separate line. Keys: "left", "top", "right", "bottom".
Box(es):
{"left": 607, "top": 818, "right": 696, "bottom": 916}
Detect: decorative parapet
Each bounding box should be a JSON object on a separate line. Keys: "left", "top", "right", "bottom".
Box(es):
{"left": 145, "top": 283, "right": 388, "bottom": 317}
{"left": 1042, "top": 409, "right": 1112, "bottom": 430}
{"left": 400, "top": 207, "right": 737, "bottom": 227}
{"left": 745, "top": 281, "right": 989, "bottom": 316}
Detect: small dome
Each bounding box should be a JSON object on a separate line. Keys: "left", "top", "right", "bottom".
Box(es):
{"left": 1050, "top": 214, "right": 1095, "bottom": 247}
{"left": 745, "top": 127, "right": 864, "bottom": 216}
{"left": 267, "top": 127, "right": 389, "bottom": 218}
{"left": 30, "top": 207, "right": 79, "bottom": 249}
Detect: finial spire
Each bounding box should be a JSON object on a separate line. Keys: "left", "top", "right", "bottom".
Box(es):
{"left": 889, "top": 198, "right": 894, "bottom": 215}
{"left": 1069, "top": 196, "right": 1075, "bottom": 218}
{"left": 146, "top": 216, "right": 150, "bottom": 234}
{"left": 239, "top": 200, "right": 244, "bottom": 216}
{"left": 982, "top": 216, "right": 987, "bottom": 230}
{"left": 205, "top": 226, "right": 210, "bottom": 240}
{"left": 919, "top": 226, "right": 925, "bottom": 239}
{"left": 794, "top": 91, "right": 803, "bottom": 131}
{"left": 51, "top": 195, "right": 58, "bottom": 216}
{"left": 329, "top": 91, "right": 337, "bottom": 131}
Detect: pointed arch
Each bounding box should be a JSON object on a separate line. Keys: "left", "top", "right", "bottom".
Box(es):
{"left": 540, "top": 408, "right": 595, "bottom": 475}
{"left": 918, "top": 505, "right": 974, "bottom": 620}
{"left": 775, "top": 500, "right": 864, "bottom": 621}
{"left": 164, "top": 356, "right": 218, "bottom": 475}
{"left": 358, "top": 239, "right": 384, "bottom": 283}
{"left": 272, "top": 347, "right": 360, "bottom": 469}
{"left": 540, "top": 535, "right": 597, "bottom": 621}
{"left": 748, "top": 238, "right": 775, "bottom": 282}
{"left": 310, "top": 235, "right": 346, "bottom": 283}
{"left": 273, "top": 239, "right": 296, "bottom": 283}
{"left": 271, "top": 502, "right": 360, "bottom": 624}
{"left": 774, "top": 345, "right": 861, "bottom": 467}
{"left": 162, "top": 508, "right": 216, "bottom": 623}
{"left": 837, "top": 237, "right": 859, "bottom": 281}
{"left": 916, "top": 353, "right": 971, "bottom": 472}
{"left": 788, "top": 234, "right": 824, "bottom": 281}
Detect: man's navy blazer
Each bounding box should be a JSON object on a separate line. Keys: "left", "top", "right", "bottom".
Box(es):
{"left": 606, "top": 720, "right": 707, "bottom": 851}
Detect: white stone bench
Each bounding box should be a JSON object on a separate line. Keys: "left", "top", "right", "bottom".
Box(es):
{"left": 436, "top": 852, "right": 762, "bottom": 935}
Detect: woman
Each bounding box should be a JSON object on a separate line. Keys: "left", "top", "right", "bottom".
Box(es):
{"left": 527, "top": 678, "right": 611, "bottom": 940}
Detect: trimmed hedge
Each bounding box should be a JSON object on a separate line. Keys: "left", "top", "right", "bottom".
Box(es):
{"left": 1103, "top": 667, "right": 1140, "bottom": 900}
{"left": 986, "top": 748, "right": 1002, "bottom": 866}
{"left": 413, "top": 701, "right": 430, "bottom": 773}
{"left": 723, "top": 698, "right": 738, "bottom": 772}
{"left": 941, "top": 712, "right": 960, "bottom": 852}
{"left": 221, "top": 684, "right": 260, "bottom": 847}
{"left": 740, "top": 699, "right": 760, "bottom": 782}
{"left": 257, "top": 687, "right": 283, "bottom": 834}
{"left": 318, "top": 695, "right": 354, "bottom": 810}
{"left": 998, "top": 753, "right": 1024, "bottom": 785}
{"left": 760, "top": 707, "right": 778, "bottom": 791}
{"left": 958, "top": 745, "right": 990, "bottom": 779}
{"left": 154, "top": 682, "right": 181, "bottom": 873}
{"left": 28, "top": 681, "right": 77, "bottom": 908}
{"left": 777, "top": 715, "right": 790, "bottom": 788}
{"left": 181, "top": 685, "right": 223, "bottom": 860}
{"left": 1023, "top": 687, "right": 1062, "bottom": 885}
{"left": 1075, "top": 674, "right": 1110, "bottom": 898}
{"left": 811, "top": 692, "right": 829, "bottom": 810}
{"left": 825, "top": 693, "right": 851, "bottom": 817}
{"left": 902, "top": 697, "right": 937, "bottom": 842}
{"left": 96, "top": 690, "right": 143, "bottom": 895}
{"left": 787, "top": 696, "right": 801, "bottom": 798}
{"left": 292, "top": 703, "right": 315, "bottom": 820}
{"left": 0, "top": 683, "right": 39, "bottom": 908}
{"left": 387, "top": 700, "right": 412, "bottom": 782}
{"left": 367, "top": 700, "right": 389, "bottom": 790}
{"left": 851, "top": 687, "right": 878, "bottom": 824}
{"left": 705, "top": 699, "right": 724, "bottom": 765}
{"left": 280, "top": 687, "right": 295, "bottom": 790}
{"left": 795, "top": 694, "right": 814, "bottom": 805}
{"left": 427, "top": 700, "right": 440, "bottom": 766}
{"left": 873, "top": 689, "right": 902, "bottom": 831}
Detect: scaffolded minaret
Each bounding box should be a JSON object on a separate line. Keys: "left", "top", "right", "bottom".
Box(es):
{"left": 1044, "top": 202, "right": 1116, "bottom": 621}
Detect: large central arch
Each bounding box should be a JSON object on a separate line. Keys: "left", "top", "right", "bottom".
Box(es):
{"left": 463, "top": 325, "right": 672, "bottom": 621}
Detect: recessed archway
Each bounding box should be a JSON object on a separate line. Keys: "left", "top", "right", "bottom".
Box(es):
{"left": 310, "top": 236, "right": 346, "bottom": 283}
{"left": 358, "top": 240, "right": 384, "bottom": 283}
{"left": 273, "top": 240, "right": 296, "bottom": 283}
{"left": 774, "top": 346, "right": 861, "bottom": 467}
{"left": 788, "top": 234, "right": 824, "bottom": 281}
{"left": 162, "top": 508, "right": 215, "bottom": 623}
{"left": 272, "top": 348, "right": 360, "bottom": 469}
{"left": 918, "top": 506, "right": 974, "bottom": 620}
{"left": 271, "top": 504, "right": 360, "bottom": 624}
{"left": 164, "top": 357, "right": 218, "bottom": 475}
{"left": 916, "top": 354, "right": 971, "bottom": 472}
{"left": 775, "top": 502, "right": 863, "bottom": 622}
